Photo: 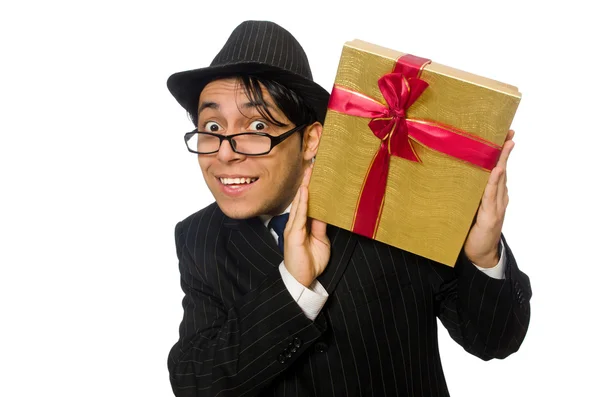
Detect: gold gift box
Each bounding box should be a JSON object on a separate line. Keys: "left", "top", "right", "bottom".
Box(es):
{"left": 308, "top": 40, "right": 521, "bottom": 267}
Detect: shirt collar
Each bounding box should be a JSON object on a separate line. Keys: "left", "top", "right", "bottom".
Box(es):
{"left": 260, "top": 204, "right": 292, "bottom": 228}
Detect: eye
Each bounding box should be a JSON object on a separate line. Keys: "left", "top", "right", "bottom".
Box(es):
{"left": 248, "top": 120, "right": 267, "bottom": 131}
{"left": 203, "top": 121, "right": 222, "bottom": 132}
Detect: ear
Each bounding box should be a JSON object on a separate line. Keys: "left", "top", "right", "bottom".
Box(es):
{"left": 302, "top": 122, "right": 323, "bottom": 161}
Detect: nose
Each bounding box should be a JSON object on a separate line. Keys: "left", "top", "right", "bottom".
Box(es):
{"left": 216, "top": 138, "right": 245, "bottom": 163}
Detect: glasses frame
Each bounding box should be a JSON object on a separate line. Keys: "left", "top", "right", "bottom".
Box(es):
{"left": 184, "top": 124, "right": 307, "bottom": 156}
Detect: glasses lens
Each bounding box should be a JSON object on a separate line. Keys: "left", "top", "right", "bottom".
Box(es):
{"left": 186, "top": 133, "right": 220, "bottom": 154}
{"left": 232, "top": 134, "right": 271, "bottom": 155}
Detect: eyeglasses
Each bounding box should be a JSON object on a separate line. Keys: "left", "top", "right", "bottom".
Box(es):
{"left": 184, "top": 124, "right": 307, "bottom": 156}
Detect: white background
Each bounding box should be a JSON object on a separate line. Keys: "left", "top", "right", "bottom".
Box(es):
{"left": 1, "top": 0, "right": 598, "bottom": 395}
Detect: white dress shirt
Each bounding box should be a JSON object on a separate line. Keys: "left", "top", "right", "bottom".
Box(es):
{"left": 261, "top": 209, "right": 506, "bottom": 321}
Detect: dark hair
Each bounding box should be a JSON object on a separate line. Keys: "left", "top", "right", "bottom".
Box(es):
{"left": 189, "top": 74, "right": 319, "bottom": 136}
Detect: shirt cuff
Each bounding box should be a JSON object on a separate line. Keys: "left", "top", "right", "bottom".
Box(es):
{"left": 278, "top": 262, "right": 329, "bottom": 321}
{"left": 472, "top": 239, "right": 507, "bottom": 280}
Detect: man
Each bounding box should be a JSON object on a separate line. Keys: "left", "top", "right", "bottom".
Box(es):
{"left": 166, "top": 20, "right": 531, "bottom": 397}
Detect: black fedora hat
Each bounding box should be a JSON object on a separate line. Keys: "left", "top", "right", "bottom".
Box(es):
{"left": 167, "top": 20, "right": 330, "bottom": 125}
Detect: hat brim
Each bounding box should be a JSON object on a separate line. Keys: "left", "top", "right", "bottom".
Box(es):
{"left": 167, "top": 62, "right": 330, "bottom": 125}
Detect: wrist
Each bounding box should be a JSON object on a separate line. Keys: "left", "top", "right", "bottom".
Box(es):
{"left": 472, "top": 255, "right": 499, "bottom": 269}
{"left": 297, "top": 275, "right": 316, "bottom": 288}
{"left": 285, "top": 264, "right": 315, "bottom": 288}
{"left": 468, "top": 248, "right": 500, "bottom": 269}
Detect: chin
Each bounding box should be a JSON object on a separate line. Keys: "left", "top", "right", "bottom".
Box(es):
{"left": 215, "top": 199, "right": 262, "bottom": 220}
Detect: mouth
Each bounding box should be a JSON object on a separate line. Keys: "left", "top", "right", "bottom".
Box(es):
{"left": 217, "top": 177, "right": 259, "bottom": 187}
{"left": 215, "top": 176, "right": 259, "bottom": 196}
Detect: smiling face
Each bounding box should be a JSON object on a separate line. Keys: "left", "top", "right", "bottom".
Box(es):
{"left": 196, "top": 77, "right": 321, "bottom": 219}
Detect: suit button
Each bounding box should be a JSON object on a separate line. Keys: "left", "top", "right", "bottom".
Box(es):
{"left": 278, "top": 354, "right": 286, "bottom": 364}
{"left": 315, "top": 342, "right": 328, "bottom": 353}
{"left": 293, "top": 337, "right": 302, "bottom": 348}
{"left": 517, "top": 289, "right": 523, "bottom": 300}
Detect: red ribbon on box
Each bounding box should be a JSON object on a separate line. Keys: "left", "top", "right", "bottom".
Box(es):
{"left": 327, "top": 54, "right": 503, "bottom": 239}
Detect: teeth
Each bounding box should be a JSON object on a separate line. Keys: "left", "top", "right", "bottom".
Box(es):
{"left": 219, "top": 177, "right": 257, "bottom": 185}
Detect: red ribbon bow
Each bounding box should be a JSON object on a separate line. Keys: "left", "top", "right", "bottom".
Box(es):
{"left": 368, "top": 72, "right": 429, "bottom": 162}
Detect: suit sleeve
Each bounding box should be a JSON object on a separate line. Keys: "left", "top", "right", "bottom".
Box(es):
{"left": 431, "top": 234, "right": 532, "bottom": 360}
{"left": 168, "top": 222, "right": 326, "bottom": 397}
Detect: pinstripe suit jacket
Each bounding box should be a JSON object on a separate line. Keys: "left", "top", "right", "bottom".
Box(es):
{"left": 168, "top": 202, "right": 531, "bottom": 396}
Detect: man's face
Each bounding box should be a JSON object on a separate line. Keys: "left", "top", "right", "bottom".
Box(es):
{"left": 196, "top": 78, "right": 308, "bottom": 219}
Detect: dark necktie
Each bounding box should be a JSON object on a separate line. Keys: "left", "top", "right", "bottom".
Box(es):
{"left": 268, "top": 213, "right": 289, "bottom": 252}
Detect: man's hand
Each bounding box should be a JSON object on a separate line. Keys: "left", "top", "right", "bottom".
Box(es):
{"left": 464, "top": 129, "right": 515, "bottom": 268}
{"left": 284, "top": 165, "right": 331, "bottom": 287}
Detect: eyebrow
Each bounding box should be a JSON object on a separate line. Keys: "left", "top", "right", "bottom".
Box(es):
{"left": 196, "top": 100, "right": 277, "bottom": 117}
{"left": 198, "top": 101, "right": 219, "bottom": 115}
{"left": 240, "top": 101, "right": 273, "bottom": 109}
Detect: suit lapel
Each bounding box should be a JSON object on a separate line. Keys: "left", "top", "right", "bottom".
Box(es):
{"left": 224, "top": 214, "right": 357, "bottom": 293}
{"left": 318, "top": 225, "right": 357, "bottom": 294}
{"left": 225, "top": 216, "right": 283, "bottom": 276}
